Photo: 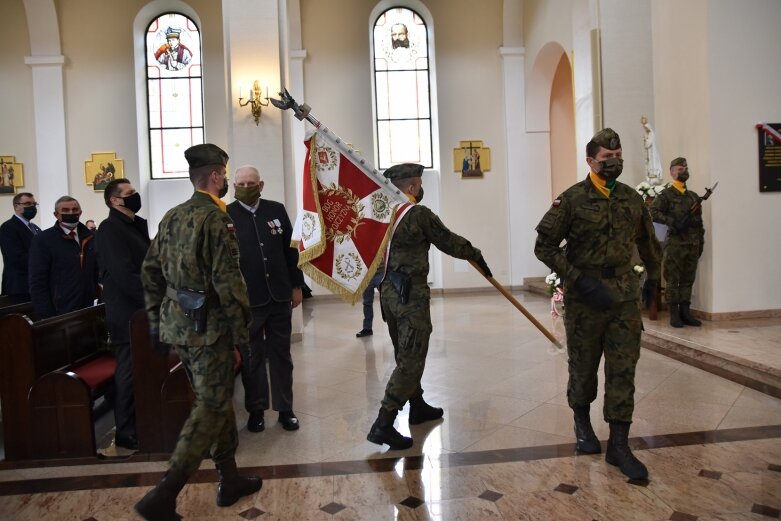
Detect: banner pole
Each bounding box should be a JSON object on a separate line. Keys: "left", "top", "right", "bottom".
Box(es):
{"left": 469, "top": 260, "right": 564, "bottom": 350}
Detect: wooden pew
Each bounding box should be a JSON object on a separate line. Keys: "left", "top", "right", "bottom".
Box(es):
{"left": 129, "top": 310, "right": 244, "bottom": 455}
{"left": 0, "top": 301, "right": 34, "bottom": 319}
{"left": 0, "top": 304, "right": 115, "bottom": 461}
{"left": 130, "top": 310, "right": 194, "bottom": 454}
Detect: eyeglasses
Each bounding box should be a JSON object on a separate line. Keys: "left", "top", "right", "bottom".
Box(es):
{"left": 14, "top": 202, "right": 38, "bottom": 207}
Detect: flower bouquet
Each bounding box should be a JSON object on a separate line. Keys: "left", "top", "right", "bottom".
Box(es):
{"left": 545, "top": 272, "right": 565, "bottom": 317}
{"left": 635, "top": 181, "right": 669, "bottom": 201}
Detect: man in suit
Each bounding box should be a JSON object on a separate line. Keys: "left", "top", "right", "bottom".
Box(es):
{"left": 227, "top": 165, "right": 305, "bottom": 433}
{"left": 28, "top": 196, "right": 100, "bottom": 318}
{"left": 95, "top": 179, "right": 150, "bottom": 451}
{"left": 0, "top": 192, "right": 41, "bottom": 303}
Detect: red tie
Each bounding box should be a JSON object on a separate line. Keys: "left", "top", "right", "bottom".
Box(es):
{"left": 68, "top": 230, "right": 76, "bottom": 241}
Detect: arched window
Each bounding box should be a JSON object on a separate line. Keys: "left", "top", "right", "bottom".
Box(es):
{"left": 372, "top": 7, "right": 432, "bottom": 169}
{"left": 145, "top": 12, "right": 204, "bottom": 179}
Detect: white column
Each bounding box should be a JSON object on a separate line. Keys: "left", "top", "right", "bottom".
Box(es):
{"left": 24, "top": 55, "right": 68, "bottom": 227}
{"left": 500, "top": 46, "right": 529, "bottom": 287}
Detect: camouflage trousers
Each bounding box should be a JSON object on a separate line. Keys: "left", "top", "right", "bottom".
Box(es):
{"left": 564, "top": 298, "right": 642, "bottom": 423}
{"left": 379, "top": 282, "right": 432, "bottom": 412}
{"left": 169, "top": 336, "right": 238, "bottom": 477}
{"left": 664, "top": 241, "right": 702, "bottom": 303}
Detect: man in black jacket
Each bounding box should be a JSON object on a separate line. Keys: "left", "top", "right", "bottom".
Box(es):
{"left": 227, "top": 165, "right": 305, "bottom": 433}
{"left": 29, "top": 196, "right": 99, "bottom": 318}
{"left": 96, "top": 179, "right": 150, "bottom": 451}
{"left": 0, "top": 192, "right": 41, "bottom": 303}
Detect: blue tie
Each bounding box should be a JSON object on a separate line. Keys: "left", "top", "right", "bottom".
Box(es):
{"left": 28, "top": 223, "right": 38, "bottom": 235}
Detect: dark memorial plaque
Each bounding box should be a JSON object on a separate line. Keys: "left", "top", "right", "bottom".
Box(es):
{"left": 758, "top": 122, "right": 781, "bottom": 192}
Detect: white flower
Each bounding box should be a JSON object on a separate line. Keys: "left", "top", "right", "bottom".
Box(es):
{"left": 654, "top": 185, "right": 666, "bottom": 194}
{"left": 633, "top": 265, "right": 645, "bottom": 274}
{"left": 555, "top": 277, "right": 561, "bottom": 286}
{"left": 545, "top": 273, "right": 557, "bottom": 285}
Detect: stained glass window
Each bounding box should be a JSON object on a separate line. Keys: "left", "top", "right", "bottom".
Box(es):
{"left": 373, "top": 7, "right": 433, "bottom": 169}
{"left": 145, "top": 13, "right": 204, "bottom": 179}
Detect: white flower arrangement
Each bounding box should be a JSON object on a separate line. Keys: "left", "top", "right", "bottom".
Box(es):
{"left": 545, "top": 272, "right": 561, "bottom": 296}
{"left": 545, "top": 272, "right": 565, "bottom": 317}
{"left": 633, "top": 264, "right": 645, "bottom": 277}
{"left": 636, "top": 181, "right": 669, "bottom": 200}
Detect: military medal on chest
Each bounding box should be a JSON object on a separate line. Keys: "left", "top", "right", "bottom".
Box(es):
{"left": 267, "top": 219, "right": 283, "bottom": 235}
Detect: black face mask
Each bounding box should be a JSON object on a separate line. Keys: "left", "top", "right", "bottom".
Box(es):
{"left": 416, "top": 187, "right": 424, "bottom": 203}
{"left": 677, "top": 170, "right": 690, "bottom": 183}
{"left": 60, "top": 214, "right": 80, "bottom": 227}
{"left": 122, "top": 192, "right": 142, "bottom": 213}
{"left": 597, "top": 157, "right": 624, "bottom": 181}
{"left": 22, "top": 206, "right": 37, "bottom": 220}
{"left": 218, "top": 176, "right": 229, "bottom": 198}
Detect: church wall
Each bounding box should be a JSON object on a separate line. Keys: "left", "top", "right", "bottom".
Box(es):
{"left": 300, "top": 0, "right": 509, "bottom": 289}
{"left": 651, "top": 0, "right": 781, "bottom": 314}
{"left": 599, "top": 0, "right": 655, "bottom": 190}
{"left": 55, "top": 0, "right": 227, "bottom": 230}
{"left": 0, "top": 0, "right": 37, "bottom": 224}
{"left": 705, "top": 0, "right": 781, "bottom": 313}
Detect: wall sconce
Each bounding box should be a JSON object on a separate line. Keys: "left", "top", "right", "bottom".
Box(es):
{"left": 238, "top": 80, "right": 269, "bottom": 125}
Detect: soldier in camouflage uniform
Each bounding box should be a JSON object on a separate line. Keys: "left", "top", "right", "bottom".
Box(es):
{"left": 534, "top": 129, "right": 661, "bottom": 480}
{"left": 650, "top": 157, "right": 704, "bottom": 328}
{"left": 135, "top": 144, "right": 261, "bottom": 521}
{"left": 366, "top": 163, "right": 492, "bottom": 450}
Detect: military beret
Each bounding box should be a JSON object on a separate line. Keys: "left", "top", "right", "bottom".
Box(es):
{"left": 670, "top": 157, "right": 687, "bottom": 168}
{"left": 184, "top": 144, "right": 229, "bottom": 169}
{"left": 591, "top": 128, "right": 621, "bottom": 150}
{"left": 383, "top": 163, "right": 424, "bottom": 181}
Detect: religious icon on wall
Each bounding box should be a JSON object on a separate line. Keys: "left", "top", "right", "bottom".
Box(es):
{"left": 85, "top": 152, "right": 124, "bottom": 192}
{"left": 453, "top": 141, "right": 491, "bottom": 178}
{"left": 0, "top": 156, "right": 25, "bottom": 194}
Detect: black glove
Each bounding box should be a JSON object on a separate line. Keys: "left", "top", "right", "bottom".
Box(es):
{"left": 642, "top": 278, "right": 657, "bottom": 309}
{"left": 574, "top": 274, "right": 614, "bottom": 311}
{"left": 475, "top": 256, "right": 493, "bottom": 278}
{"left": 673, "top": 213, "right": 692, "bottom": 232}
{"left": 149, "top": 328, "right": 171, "bottom": 357}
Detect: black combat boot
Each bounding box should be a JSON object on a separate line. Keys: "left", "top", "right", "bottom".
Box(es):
{"left": 134, "top": 468, "right": 188, "bottom": 521}
{"left": 367, "top": 407, "right": 413, "bottom": 450}
{"left": 605, "top": 422, "right": 648, "bottom": 480}
{"left": 680, "top": 302, "right": 702, "bottom": 326}
{"left": 669, "top": 303, "right": 684, "bottom": 328}
{"left": 408, "top": 393, "right": 444, "bottom": 425}
{"left": 572, "top": 406, "right": 601, "bottom": 454}
{"left": 215, "top": 458, "right": 262, "bottom": 507}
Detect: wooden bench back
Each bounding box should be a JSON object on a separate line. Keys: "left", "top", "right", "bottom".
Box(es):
{"left": 0, "top": 304, "right": 107, "bottom": 461}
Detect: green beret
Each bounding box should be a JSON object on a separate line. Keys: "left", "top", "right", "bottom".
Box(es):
{"left": 591, "top": 128, "right": 621, "bottom": 150}
{"left": 670, "top": 157, "right": 687, "bottom": 168}
{"left": 184, "top": 144, "right": 229, "bottom": 169}
{"left": 383, "top": 163, "right": 424, "bottom": 181}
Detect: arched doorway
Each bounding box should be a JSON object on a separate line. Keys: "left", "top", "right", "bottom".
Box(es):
{"left": 549, "top": 53, "right": 577, "bottom": 198}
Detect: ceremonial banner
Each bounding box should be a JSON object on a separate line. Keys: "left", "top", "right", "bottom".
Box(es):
{"left": 292, "top": 131, "right": 411, "bottom": 303}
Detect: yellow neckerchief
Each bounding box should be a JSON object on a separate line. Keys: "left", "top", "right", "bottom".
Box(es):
{"left": 671, "top": 180, "right": 686, "bottom": 194}
{"left": 404, "top": 192, "right": 416, "bottom": 203}
{"left": 588, "top": 171, "right": 611, "bottom": 198}
{"left": 197, "top": 189, "right": 227, "bottom": 212}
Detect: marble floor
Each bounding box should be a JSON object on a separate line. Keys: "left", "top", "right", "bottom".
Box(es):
{"left": 1, "top": 291, "right": 780, "bottom": 520}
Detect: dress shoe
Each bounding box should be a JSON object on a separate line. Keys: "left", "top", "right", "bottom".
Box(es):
{"left": 115, "top": 434, "right": 139, "bottom": 451}
{"left": 356, "top": 328, "right": 373, "bottom": 338}
{"left": 278, "top": 410, "right": 300, "bottom": 431}
{"left": 247, "top": 410, "right": 265, "bottom": 432}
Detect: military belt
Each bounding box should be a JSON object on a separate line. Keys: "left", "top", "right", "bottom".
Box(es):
{"left": 578, "top": 264, "right": 633, "bottom": 279}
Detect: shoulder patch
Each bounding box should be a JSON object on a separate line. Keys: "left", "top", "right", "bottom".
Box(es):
{"left": 552, "top": 199, "right": 562, "bottom": 207}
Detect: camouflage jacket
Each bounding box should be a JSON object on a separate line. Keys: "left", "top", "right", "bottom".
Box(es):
{"left": 387, "top": 204, "right": 482, "bottom": 286}
{"left": 534, "top": 176, "right": 662, "bottom": 303}
{"left": 142, "top": 191, "right": 250, "bottom": 346}
{"left": 650, "top": 186, "right": 704, "bottom": 245}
